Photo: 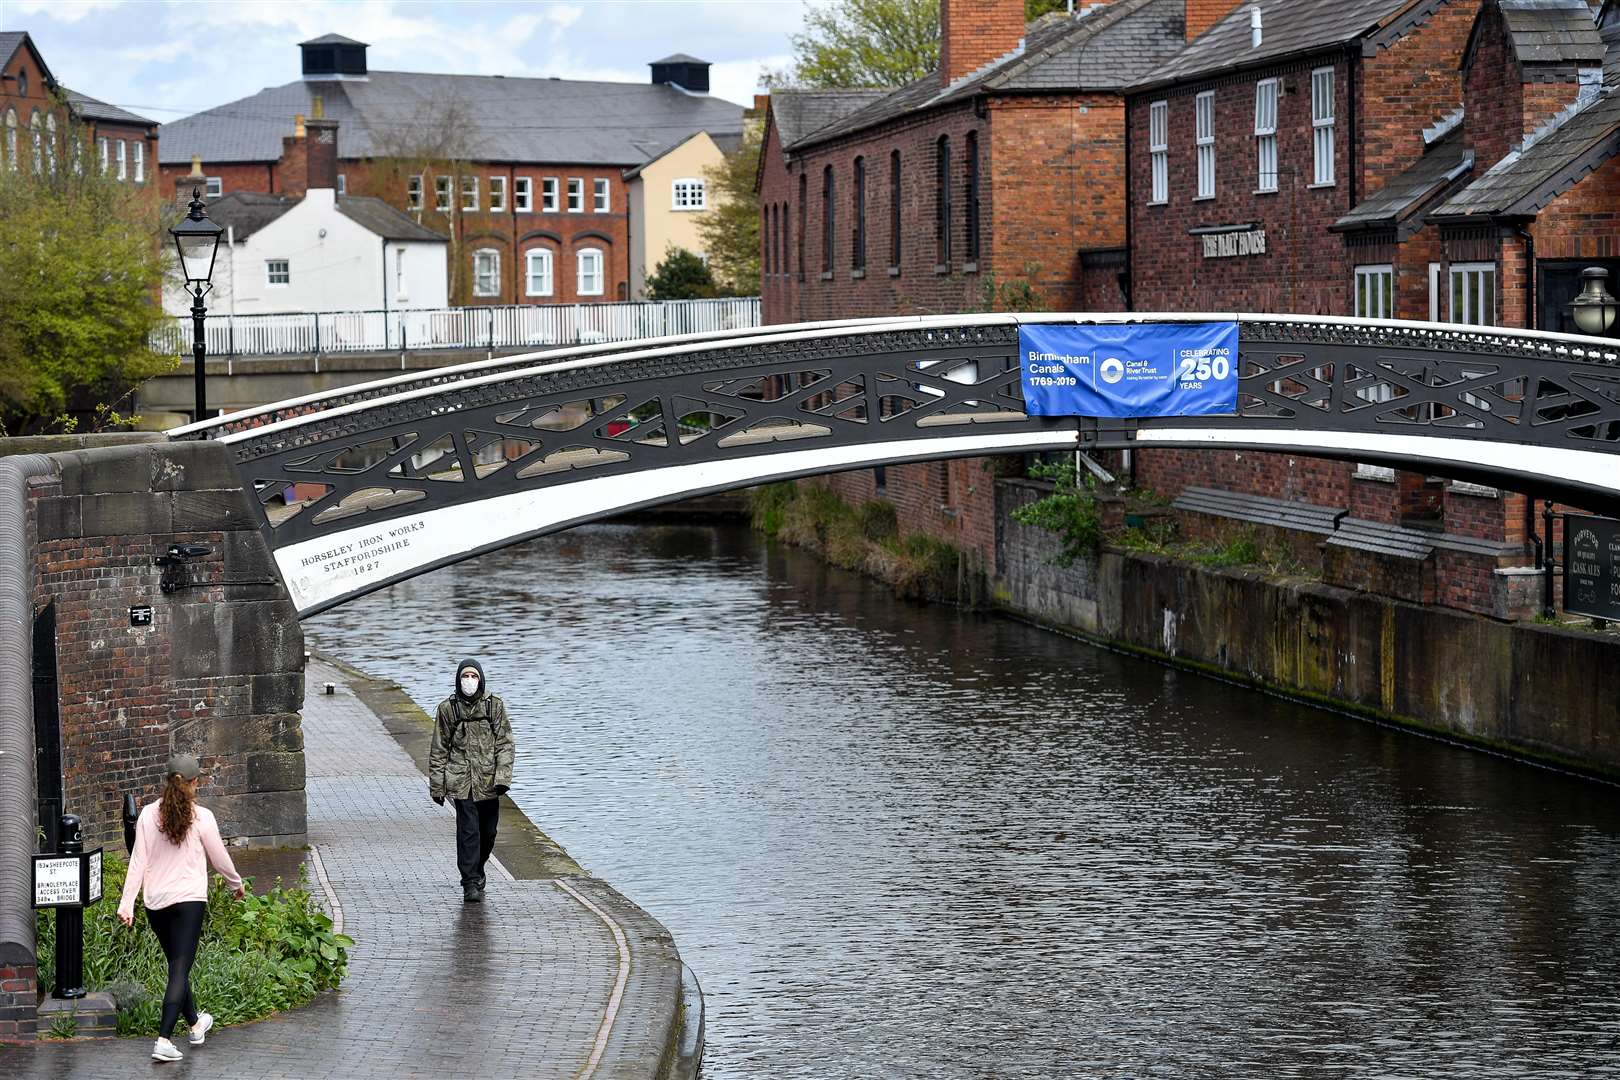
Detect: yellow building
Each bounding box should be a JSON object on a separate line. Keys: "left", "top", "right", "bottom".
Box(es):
{"left": 625, "top": 129, "right": 740, "bottom": 299}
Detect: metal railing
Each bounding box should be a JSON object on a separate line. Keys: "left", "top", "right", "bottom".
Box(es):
{"left": 150, "top": 298, "right": 762, "bottom": 358}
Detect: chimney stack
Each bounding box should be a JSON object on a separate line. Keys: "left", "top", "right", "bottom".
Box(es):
{"left": 305, "top": 116, "right": 339, "bottom": 192}
{"left": 174, "top": 155, "right": 206, "bottom": 205}
{"left": 1187, "top": 0, "right": 1243, "bottom": 43}
{"left": 940, "top": 0, "right": 1024, "bottom": 87}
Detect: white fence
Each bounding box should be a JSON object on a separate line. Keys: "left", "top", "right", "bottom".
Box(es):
{"left": 151, "top": 298, "right": 762, "bottom": 357}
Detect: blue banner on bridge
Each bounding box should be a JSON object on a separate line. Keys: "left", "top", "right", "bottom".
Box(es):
{"left": 1018, "top": 322, "right": 1240, "bottom": 418}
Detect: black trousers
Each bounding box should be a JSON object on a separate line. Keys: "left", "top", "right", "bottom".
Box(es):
{"left": 453, "top": 797, "right": 500, "bottom": 887}
{"left": 147, "top": 901, "right": 206, "bottom": 1039}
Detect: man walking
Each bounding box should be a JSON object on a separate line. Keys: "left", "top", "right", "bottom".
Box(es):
{"left": 430, "top": 659, "right": 515, "bottom": 902}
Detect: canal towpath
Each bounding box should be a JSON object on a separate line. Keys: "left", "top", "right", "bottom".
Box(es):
{"left": 0, "top": 656, "right": 687, "bottom": 1079}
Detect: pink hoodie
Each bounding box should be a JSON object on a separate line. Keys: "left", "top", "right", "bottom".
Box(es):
{"left": 118, "top": 801, "right": 243, "bottom": 918}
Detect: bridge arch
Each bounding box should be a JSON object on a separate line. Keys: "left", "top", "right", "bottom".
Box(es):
{"left": 170, "top": 313, "right": 1620, "bottom": 617}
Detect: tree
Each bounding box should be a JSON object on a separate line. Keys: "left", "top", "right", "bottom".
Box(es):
{"left": 695, "top": 123, "right": 762, "bottom": 295}
{"left": 0, "top": 103, "right": 171, "bottom": 436}
{"left": 645, "top": 247, "right": 718, "bottom": 301}
{"left": 771, "top": 0, "right": 1071, "bottom": 88}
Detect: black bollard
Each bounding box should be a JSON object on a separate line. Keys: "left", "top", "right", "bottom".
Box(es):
{"left": 54, "top": 814, "right": 86, "bottom": 1000}
{"left": 123, "top": 794, "right": 139, "bottom": 855}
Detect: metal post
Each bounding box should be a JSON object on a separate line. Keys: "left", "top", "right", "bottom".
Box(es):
{"left": 54, "top": 813, "right": 85, "bottom": 1000}
{"left": 123, "top": 793, "right": 139, "bottom": 855}
{"left": 191, "top": 286, "right": 208, "bottom": 421}
{"left": 1543, "top": 499, "right": 1557, "bottom": 619}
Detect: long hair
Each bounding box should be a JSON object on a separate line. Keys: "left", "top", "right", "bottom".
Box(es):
{"left": 158, "top": 773, "right": 195, "bottom": 846}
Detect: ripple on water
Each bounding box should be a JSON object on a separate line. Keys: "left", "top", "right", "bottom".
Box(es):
{"left": 306, "top": 523, "right": 1620, "bottom": 1079}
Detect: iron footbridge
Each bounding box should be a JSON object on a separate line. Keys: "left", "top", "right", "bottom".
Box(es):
{"left": 169, "top": 313, "right": 1620, "bottom": 616}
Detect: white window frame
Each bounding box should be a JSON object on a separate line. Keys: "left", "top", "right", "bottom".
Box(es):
{"left": 114, "top": 139, "right": 126, "bottom": 180}
{"left": 525, "top": 247, "right": 554, "bottom": 297}
{"left": 472, "top": 248, "right": 501, "bottom": 297}
{"left": 514, "top": 177, "right": 532, "bottom": 212}
{"left": 45, "top": 113, "right": 56, "bottom": 175}
{"left": 132, "top": 139, "right": 144, "bottom": 182}
{"left": 542, "top": 177, "right": 559, "bottom": 212}
{"left": 205, "top": 176, "right": 222, "bottom": 198}
{"left": 1254, "top": 79, "right": 1278, "bottom": 194}
{"left": 435, "top": 176, "right": 451, "bottom": 212}
{"left": 395, "top": 248, "right": 408, "bottom": 299}
{"left": 97, "top": 136, "right": 108, "bottom": 175}
{"left": 1311, "top": 66, "right": 1336, "bottom": 186}
{"left": 336, "top": 172, "right": 346, "bottom": 195}
{"left": 462, "top": 175, "right": 479, "bottom": 212}
{"left": 576, "top": 247, "right": 604, "bottom": 296}
{"left": 593, "top": 177, "right": 610, "bottom": 213}
{"left": 407, "top": 174, "right": 423, "bottom": 210}
{"left": 1428, "top": 262, "right": 1441, "bottom": 321}
{"left": 1149, "top": 100, "right": 1168, "bottom": 204}
{"left": 1449, "top": 262, "right": 1496, "bottom": 326}
{"left": 566, "top": 177, "right": 584, "bottom": 213}
{"left": 489, "top": 175, "right": 506, "bottom": 212}
{"left": 266, "top": 259, "right": 290, "bottom": 287}
{"left": 1194, "top": 91, "right": 1215, "bottom": 199}
{"left": 1354, "top": 264, "right": 1394, "bottom": 320}
{"left": 672, "top": 177, "right": 707, "bottom": 210}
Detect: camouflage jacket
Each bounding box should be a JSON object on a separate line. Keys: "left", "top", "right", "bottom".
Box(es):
{"left": 429, "top": 693, "right": 514, "bottom": 801}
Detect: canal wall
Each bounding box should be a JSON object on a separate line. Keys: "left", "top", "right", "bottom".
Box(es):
{"left": 992, "top": 479, "right": 1620, "bottom": 780}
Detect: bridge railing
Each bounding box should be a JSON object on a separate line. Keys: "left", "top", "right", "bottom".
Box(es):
{"left": 149, "top": 298, "right": 762, "bottom": 358}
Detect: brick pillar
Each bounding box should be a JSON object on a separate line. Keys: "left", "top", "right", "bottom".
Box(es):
{"left": 940, "top": 0, "right": 1024, "bottom": 86}
{"left": 305, "top": 118, "right": 339, "bottom": 191}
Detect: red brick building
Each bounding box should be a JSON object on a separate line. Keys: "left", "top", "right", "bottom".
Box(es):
{"left": 157, "top": 36, "right": 743, "bottom": 306}
{"left": 0, "top": 31, "right": 159, "bottom": 201}
{"left": 757, "top": 0, "right": 1186, "bottom": 564}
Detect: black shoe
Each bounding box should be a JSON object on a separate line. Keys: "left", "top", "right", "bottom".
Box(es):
{"left": 464, "top": 884, "right": 482, "bottom": 903}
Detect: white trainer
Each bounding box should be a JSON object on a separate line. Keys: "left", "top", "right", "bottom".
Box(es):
{"left": 189, "top": 1012, "right": 214, "bottom": 1045}
{"left": 151, "top": 1037, "right": 184, "bottom": 1062}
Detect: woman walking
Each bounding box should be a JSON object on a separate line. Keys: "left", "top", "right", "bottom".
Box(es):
{"left": 117, "top": 753, "right": 246, "bottom": 1062}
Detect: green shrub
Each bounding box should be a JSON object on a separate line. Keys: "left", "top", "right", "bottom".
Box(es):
{"left": 35, "top": 853, "right": 352, "bottom": 1037}
{"left": 1194, "top": 535, "right": 1263, "bottom": 569}
{"left": 855, "top": 499, "right": 898, "bottom": 542}
{"left": 1010, "top": 460, "right": 1102, "bottom": 566}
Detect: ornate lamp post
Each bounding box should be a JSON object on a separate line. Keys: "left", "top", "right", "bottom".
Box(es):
{"left": 170, "top": 189, "right": 224, "bottom": 421}
{"left": 1568, "top": 266, "right": 1619, "bottom": 336}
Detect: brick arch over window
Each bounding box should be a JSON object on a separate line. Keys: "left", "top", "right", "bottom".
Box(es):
{"left": 518, "top": 229, "right": 563, "bottom": 247}
{"left": 569, "top": 229, "right": 615, "bottom": 245}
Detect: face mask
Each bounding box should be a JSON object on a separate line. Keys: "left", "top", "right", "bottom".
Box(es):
{"left": 459, "top": 675, "right": 480, "bottom": 697}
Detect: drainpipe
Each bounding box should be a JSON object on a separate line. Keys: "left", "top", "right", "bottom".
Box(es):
{"left": 1519, "top": 223, "right": 1538, "bottom": 563}
{"left": 0, "top": 454, "right": 55, "bottom": 983}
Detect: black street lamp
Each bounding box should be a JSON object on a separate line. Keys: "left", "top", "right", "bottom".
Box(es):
{"left": 170, "top": 188, "right": 223, "bottom": 421}
{"left": 1568, "top": 266, "right": 1619, "bottom": 336}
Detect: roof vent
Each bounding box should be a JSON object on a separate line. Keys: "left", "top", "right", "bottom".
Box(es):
{"left": 300, "top": 33, "right": 369, "bottom": 81}
{"left": 1251, "top": 7, "right": 1263, "bottom": 48}
{"left": 650, "top": 53, "right": 710, "bottom": 94}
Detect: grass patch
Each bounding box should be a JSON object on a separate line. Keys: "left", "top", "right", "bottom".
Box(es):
{"left": 35, "top": 853, "right": 352, "bottom": 1038}
{"left": 746, "top": 482, "right": 983, "bottom": 603}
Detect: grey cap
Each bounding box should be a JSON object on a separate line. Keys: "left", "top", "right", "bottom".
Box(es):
{"left": 166, "top": 753, "right": 201, "bottom": 780}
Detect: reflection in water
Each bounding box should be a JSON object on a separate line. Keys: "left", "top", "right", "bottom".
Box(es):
{"left": 308, "top": 523, "right": 1620, "bottom": 1078}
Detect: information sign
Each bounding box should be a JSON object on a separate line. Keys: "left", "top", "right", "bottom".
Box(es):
{"left": 1018, "top": 323, "right": 1239, "bottom": 418}
{"left": 1563, "top": 514, "right": 1620, "bottom": 621}
{"left": 32, "top": 848, "right": 105, "bottom": 908}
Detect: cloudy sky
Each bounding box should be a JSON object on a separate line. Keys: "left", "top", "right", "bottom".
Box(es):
{"left": 12, "top": 0, "right": 816, "bottom": 120}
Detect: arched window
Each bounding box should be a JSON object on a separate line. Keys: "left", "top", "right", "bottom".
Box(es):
{"left": 935, "top": 135, "right": 951, "bottom": 267}
{"left": 525, "top": 248, "right": 554, "bottom": 297}
{"left": 29, "top": 110, "right": 43, "bottom": 174}
{"left": 889, "top": 150, "right": 901, "bottom": 268}
{"left": 471, "top": 248, "right": 501, "bottom": 298}
{"left": 797, "top": 173, "right": 807, "bottom": 281}
{"left": 762, "top": 205, "right": 772, "bottom": 277}
{"left": 577, "top": 247, "right": 604, "bottom": 296}
{"left": 821, "top": 164, "right": 834, "bottom": 273}
{"left": 45, "top": 113, "right": 57, "bottom": 175}
{"left": 780, "top": 202, "right": 789, "bottom": 280}
{"left": 852, "top": 156, "right": 866, "bottom": 272}
{"left": 4, "top": 110, "right": 17, "bottom": 172}
{"left": 965, "top": 131, "right": 980, "bottom": 264}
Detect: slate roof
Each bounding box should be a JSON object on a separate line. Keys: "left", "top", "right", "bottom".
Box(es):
{"left": 1497, "top": 0, "right": 1605, "bottom": 66}
{"left": 300, "top": 33, "right": 366, "bottom": 46}
{"left": 202, "top": 190, "right": 447, "bottom": 243}
{"left": 652, "top": 53, "right": 708, "bottom": 65}
{"left": 158, "top": 69, "right": 745, "bottom": 167}
{"left": 770, "top": 89, "right": 889, "bottom": 150}
{"left": 0, "top": 30, "right": 54, "bottom": 87}
{"left": 63, "top": 88, "right": 156, "bottom": 128}
{"left": 793, "top": 0, "right": 1184, "bottom": 151}
{"left": 1432, "top": 82, "right": 1620, "bottom": 219}
{"left": 1129, "top": 0, "right": 1416, "bottom": 91}
{"left": 1333, "top": 128, "right": 1473, "bottom": 232}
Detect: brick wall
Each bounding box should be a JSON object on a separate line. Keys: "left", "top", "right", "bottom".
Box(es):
{"left": 1462, "top": 4, "right": 1522, "bottom": 173}
{"left": 940, "top": 0, "right": 1025, "bottom": 85}
{"left": 1358, "top": 1, "right": 1474, "bottom": 198}
{"left": 29, "top": 442, "right": 306, "bottom": 850}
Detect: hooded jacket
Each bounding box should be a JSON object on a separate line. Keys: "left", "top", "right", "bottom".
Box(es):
{"left": 429, "top": 658, "right": 515, "bottom": 802}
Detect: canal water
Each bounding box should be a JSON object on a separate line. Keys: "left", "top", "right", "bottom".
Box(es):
{"left": 306, "top": 523, "right": 1620, "bottom": 1077}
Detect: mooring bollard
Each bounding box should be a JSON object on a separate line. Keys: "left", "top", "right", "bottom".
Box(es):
{"left": 123, "top": 793, "right": 139, "bottom": 855}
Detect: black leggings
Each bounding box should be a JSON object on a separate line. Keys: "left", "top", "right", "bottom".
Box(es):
{"left": 147, "top": 901, "right": 206, "bottom": 1039}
